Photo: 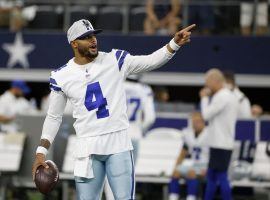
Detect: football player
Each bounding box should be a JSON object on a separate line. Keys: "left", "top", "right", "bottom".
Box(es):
{"left": 125, "top": 76, "right": 156, "bottom": 162}
{"left": 32, "top": 19, "right": 196, "bottom": 200}
{"left": 169, "top": 112, "right": 209, "bottom": 200}
{"left": 104, "top": 76, "right": 156, "bottom": 200}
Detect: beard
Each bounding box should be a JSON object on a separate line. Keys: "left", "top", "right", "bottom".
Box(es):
{"left": 78, "top": 45, "right": 98, "bottom": 59}
{"left": 14, "top": 93, "right": 23, "bottom": 98}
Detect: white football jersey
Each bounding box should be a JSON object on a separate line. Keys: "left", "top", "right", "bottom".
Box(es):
{"left": 46, "top": 46, "right": 173, "bottom": 139}
{"left": 124, "top": 81, "right": 155, "bottom": 139}
{"left": 0, "top": 91, "right": 36, "bottom": 132}
{"left": 232, "top": 87, "right": 252, "bottom": 118}
{"left": 182, "top": 128, "right": 209, "bottom": 164}
{"left": 201, "top": 88, "right": 238, "bottom": 150}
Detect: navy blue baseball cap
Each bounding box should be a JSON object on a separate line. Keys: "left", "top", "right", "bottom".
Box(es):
{"left": 11, "top": 80, "right": 30, "bottom": 94}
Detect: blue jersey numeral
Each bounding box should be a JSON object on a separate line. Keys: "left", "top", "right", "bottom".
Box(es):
{"left": 84, "top": 82, "right": 109, "bottom": 119}
{"left": 193, "top": 147, "right": 202, "bottom": 160}
{"left": 128, "top": 98, "right": 141, "bottom": 121}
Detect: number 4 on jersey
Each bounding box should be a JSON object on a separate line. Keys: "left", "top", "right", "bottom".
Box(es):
{"left": 84, "top": 82, "right": 109, "bottom": 119}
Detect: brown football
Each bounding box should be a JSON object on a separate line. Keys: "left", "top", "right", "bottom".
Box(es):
{"left": 34, "top": 160, "right": 59, "bottom": 194}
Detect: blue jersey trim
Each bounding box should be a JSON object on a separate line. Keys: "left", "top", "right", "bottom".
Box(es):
{"left": 118, "top": 51, "right": 129, "bottom": 70}
{"left": 115, "top": 50, "right": 123, "bottom": 61}
{"left": 50, "top": 84, "right": 62, "bottom": 92}
{"left": 49, "top": 78, "right": 58, "bottom": 85}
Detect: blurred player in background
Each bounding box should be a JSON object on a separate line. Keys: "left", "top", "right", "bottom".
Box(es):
{"left": 223, "top": 71, "right": 255, "bottom": 182}
{"left": 32, "top": 18, "right": 196, "bottom": 200}
{"left": 124, "top": 75, "right": 156, "bottom": 162}
{"left": 251, "top": 104, "right": 264, "bottom": 117}
{"left": 200, "top": 69, "right": 238, "bottom": 200}
{"left": 168, "top": 112, "right": 209, "bottom": 200}
{"left": 0, "top": 80, "right": 36, "bottom": 133}
{"left": 104, "top": 75, "right": 156, "bottom": 199}
{"left": 223, "top": 71, "right": 252, "bottom": 118}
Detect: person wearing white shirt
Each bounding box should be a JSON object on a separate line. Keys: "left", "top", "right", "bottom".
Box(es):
{"left": 124, "top": 77, "right": 156, "bottom": 162}
{"left": 200, "top": 69, "right": 238, "bottom": 200}
{"left": 31, "top": 19, "right": 196, "bottom": 200}
{"left": 168, "top": 112, "right": 209, "bottom": 200}
{"left": 223, "top": 71, "right": 252, "bottom": 118}
{"left": 104, "top": 77, "right": 156, "bottom": 200}
{"left": 0, "top": 80, "right": 32, "bottom": 133}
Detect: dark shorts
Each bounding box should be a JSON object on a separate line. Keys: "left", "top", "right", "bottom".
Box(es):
{"left": 208, "top": 148, "right": 232, "bottom": 171}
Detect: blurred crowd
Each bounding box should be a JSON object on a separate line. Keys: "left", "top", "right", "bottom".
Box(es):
{"left": 0, "top": 0, "right": 268, "bottom": 35}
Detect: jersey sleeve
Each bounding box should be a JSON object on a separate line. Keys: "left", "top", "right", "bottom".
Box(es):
{"left": 238, "top": 97, "right": 252, "bottom": 118}
{"left": 40, "top": 90, "right": 67, "bottom": 144}
{"left": 141, "top": 84, "right": 156, "bottom": 132}
{"left": 49, "top": 71, "right": 63, "bottom": 92}
{"left": 41, "top": 69, "right": 68, "bottom": 143}
{"left": 201, "top": 93, "right": 229, "bottom": 121}
{"left": 0, "top": 97, "right": 8, "bottom": 116}
{"left": 113, "top": 45, "right": 175, "bottom": 78}
{"left": 181, "top": 129, "right": 190, "bottom": 152}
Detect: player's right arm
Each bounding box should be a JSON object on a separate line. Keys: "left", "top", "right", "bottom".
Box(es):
{"left": 0, "top": 97, "right": 15, "bottom": 123}
{"left": 172, "top": 144, "right": 188, "bottom": 177}
{"left": 141, "top": 85, "right": 156, "bottom": 132}
{"left": 0, "top": 115, "right": 14, "bottom": 123}
{"left": 115, "top": 24, "right": 195, "bottom": 78}
{"left": 200, "top": 92, "right": 229, "bottom": 121}
{"left": 32, "top": 81, "right": 67, "bottom": 180}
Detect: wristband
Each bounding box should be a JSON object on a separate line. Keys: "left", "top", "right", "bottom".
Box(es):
{"left": 36, "top": 146, "right": 48, "bottom": 155}
{"left": 169, "top": 39, "right": 181, "bottom": 51}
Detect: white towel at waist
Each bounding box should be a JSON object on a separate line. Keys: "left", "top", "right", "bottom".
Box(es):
{"left": 72, "top": 129, "right": 133, "bottom": 178}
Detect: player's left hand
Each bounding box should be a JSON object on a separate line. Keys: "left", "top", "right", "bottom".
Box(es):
{"left": 174, "top": 24, "right": 196, "bottom": 46}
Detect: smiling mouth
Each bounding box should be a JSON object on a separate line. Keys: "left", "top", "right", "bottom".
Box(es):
{"left": 89, "top": 45, "right": 97, "bottom": 51}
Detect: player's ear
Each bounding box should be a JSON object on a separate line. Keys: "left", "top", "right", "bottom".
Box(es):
{"left": 71, "top": 41, "right": 78, "bottom": 49}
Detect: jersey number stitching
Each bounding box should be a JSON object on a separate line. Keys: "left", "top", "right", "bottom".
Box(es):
{"left": 193, "top": 147, "right": 202, "bottom": 160}
{"left": 128, "top": 98, "right": 141, "bottom": 121}
{"left": 84, "top": 82, "right": 109, "bottom": 119}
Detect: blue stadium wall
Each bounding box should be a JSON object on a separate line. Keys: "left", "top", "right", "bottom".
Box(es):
{"left": 0, "top": 32, "right": 269, "bottom": 74}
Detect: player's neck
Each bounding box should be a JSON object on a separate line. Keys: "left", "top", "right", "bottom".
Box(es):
{"left": 74, "top": 56, "right": 95, "bottom": 65}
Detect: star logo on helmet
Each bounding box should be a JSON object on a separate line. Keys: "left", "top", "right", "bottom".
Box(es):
{"left": 82, "top": 20, "right": 91, "bottom": 30}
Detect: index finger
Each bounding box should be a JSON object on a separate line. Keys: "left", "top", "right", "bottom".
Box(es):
{"left": 182, "top": 24, "right": 196, "bottom": 32}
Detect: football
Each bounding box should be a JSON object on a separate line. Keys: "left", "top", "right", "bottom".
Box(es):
{"left": 34, "top": 160, "right": 59, "bottom": 194}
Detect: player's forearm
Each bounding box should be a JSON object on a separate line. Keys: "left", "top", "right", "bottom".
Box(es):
{"left": 200, "top": 97, "right": 210, "bottom": 120}
{"left": 40, "top": 113, "right": 62, "bottom": 144}
{"left": 38, "top": 138, "right": 51, "bottom": 151}
{"left": 36, "top": 138, "right": 51, "bottom": 156}
{"left": 142, "top": 109, "right": 156, "bottom": 131}
{"left": 0, "top": 115, "right": 14, "bottom": 123}
{"left": 201, "top": 97, "right": 219, "bottom": 121}
{"left": 35, "top": 114, "right": 62, "bottom": 156}
{"left": 38, "top": 90, "right": 67, "bottom": 145}
{"left": 40, "top": 138, "right": 51, "bottom": 149}
{"left": 174, "top": 149, "right": 187, "bottom": 168}
{"left": 201, "top": 97, "right": 227, "bottom": 120}
{"left": 127, "top": 45, "right": 175, "bottom": 74}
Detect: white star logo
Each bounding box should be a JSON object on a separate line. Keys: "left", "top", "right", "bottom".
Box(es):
{"left": 2, "top": 32, "right": 35, "bottom": 69}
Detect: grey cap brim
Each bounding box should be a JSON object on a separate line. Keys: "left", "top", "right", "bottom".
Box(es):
{"left": 76, "top": 29, "right": 103, "bottom": 40}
